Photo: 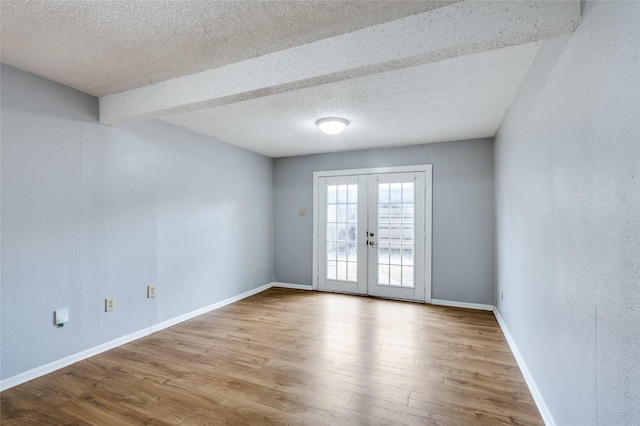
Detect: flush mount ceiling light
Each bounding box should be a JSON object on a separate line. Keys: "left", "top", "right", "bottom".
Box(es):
{"left": 316, "top": 117, "right": 349, "bottom": 135}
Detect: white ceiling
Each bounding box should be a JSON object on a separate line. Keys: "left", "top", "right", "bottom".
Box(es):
{"left": 0, "top": 1, "right": 581, "bottom": 158}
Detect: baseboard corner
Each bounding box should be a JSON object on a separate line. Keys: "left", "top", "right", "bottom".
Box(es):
{"left": 493, "top": 308, "right": 556, "bottom": 426}
{"left": 431, "top": 299, "right": 494, "bottom": 311}
{"left": 271, "top": 282, "right": 313, "bottom": 290}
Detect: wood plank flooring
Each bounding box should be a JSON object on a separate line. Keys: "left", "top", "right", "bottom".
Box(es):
{"left": 1, "top": 288, "right": 543, "bottom": 425}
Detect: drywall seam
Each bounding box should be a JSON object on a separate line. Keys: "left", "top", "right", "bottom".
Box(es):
{"left": 431, "top": 299, "right": 494, "bottom": 311}
{"left": 494, "top": 308, "right": 556, "bottom": 426}
{"left": 0, "top": 283, "right": 274, "bottom": 392}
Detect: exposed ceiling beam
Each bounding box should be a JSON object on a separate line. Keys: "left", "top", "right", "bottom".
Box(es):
{"left": 99, "top": 1, "right": 580, "bottom": 126}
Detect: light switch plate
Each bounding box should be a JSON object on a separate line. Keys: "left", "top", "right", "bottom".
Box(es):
{"left": 55, "top": 308, "right": 69, "bottom": 325}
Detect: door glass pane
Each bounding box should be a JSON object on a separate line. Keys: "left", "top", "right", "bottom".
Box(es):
{"left": 389, "top": 245, "right": 402, "bottom": 265}
{"left": 379, "top": 265, "right": 389, "bottom": 284}
{"left": 402, "top": 183, "right": 414, "bottom": 202}
{"left": 390, "top": 183, "right": 402, "bottom": 203}
{"left": 347, "top": 224, "right": 357, "bottom": 242}
{"left": 402, "top": 247, "right": 414, "bottom": 266}
{"left": 327, "top": 242, "right": 337, "bottom": 260}
{"left": 327, "top": 186, "right": 337, "bottom": 204}
{"left": 327, "top": 223, "right": 336, "bottom": 241}
{"left": 326, "top": 184, "right": 357, "bottom": 282}
{"left": 402, "top": 266, "right": 414, "bottom": 287}
{"left": 337, "top": 185, "right": 348, "bottom": 203}
{"left": 347, "top": 243, "right": 357, "bottom": 261}
{"left": 390, "top": 204, "right": 402, "bottom": 223}
{"left": 378, "top": 245, "right": 389, "bottom": 265}
{"left": 402, "top": 225, "right": 414, "bottom": 244}
{"left": 378, "top": 181, "right": 415, "bottom": 287}
{"left": 390, "top": 265, "right": 402, "bottom": 286}
{"left": 402, "top": 205, "right": 414, "bottom": 223}
{"left": 378, "top": 225, "right": 389, "bottom": 245}
{"left": 327, "top": 204, "right": 337, "bottom": 222}
{"left": 337, "top": 223, "right": 347, "bottom": 241}
{"left": 378, "top": 203, "right": 390, "bottom": 223}
{"left": 327, "top": 261, "right": 336, "bottom": 280}
{"left": 379, "top": 184, "right": 390, "bottom": 203}
{"left": 337, "top": 204, "right": 347, "bottom": 222}
{"left": 389, "top": 225, "right": 402, "bottom": 244}
{"left": 348, "top": 204, "right": 357, "bottom": 222}
{"left": 347, "top": 262, "right": 358, "bottom": 281}
{"left": 348, "top": 185, "right": 358, "bottom": 203}
{"left": 337, "top": 261, "right": 347, "bottom": 280}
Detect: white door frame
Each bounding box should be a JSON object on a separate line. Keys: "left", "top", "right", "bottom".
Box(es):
{"left": 312, "top": 165, "right": 432, "bottom": 303}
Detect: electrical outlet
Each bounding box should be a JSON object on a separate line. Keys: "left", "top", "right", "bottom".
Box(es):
{"left": 147, "top": 285, "right": 156, "bottom": 298}
{"left": 252, "top": 267, "right": 257, "bottom": 276}
{"left": 105, "top": 298, "right": 115, "bottom": 312}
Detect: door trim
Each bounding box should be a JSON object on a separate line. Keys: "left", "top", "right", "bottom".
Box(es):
{"left": 312, "top": 165, "right": 432, "bottom": 303}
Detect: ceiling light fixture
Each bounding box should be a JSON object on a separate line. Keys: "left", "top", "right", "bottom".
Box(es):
{"left": 316, "top": 117, "right": 349, "bottom": 135}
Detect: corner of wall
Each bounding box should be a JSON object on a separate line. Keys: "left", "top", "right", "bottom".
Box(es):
{"left": 493, "top": 308, "right": 555, "bottom": 426}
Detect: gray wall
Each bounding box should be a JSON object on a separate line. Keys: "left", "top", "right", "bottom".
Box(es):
{"left": 274, "top": 139, "right": 495, "bottom": 305}
{"left": 1, "top": 64, "right": 274, "bottom": 380}
{"left": 494, "top": 1, "right": 639, "bottom": 425}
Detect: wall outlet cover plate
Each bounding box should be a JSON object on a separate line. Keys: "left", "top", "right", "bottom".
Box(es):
{"left": 55, "top": 308, "right": 69, "bottom": 325}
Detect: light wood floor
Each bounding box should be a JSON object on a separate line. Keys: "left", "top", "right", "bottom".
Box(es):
{"left": 1, "top": 288, "right": 543, "bottom": 425}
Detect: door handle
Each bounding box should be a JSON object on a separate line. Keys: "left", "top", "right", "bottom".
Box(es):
{"left": 369, "top": 241, "right": 377, "bottom": 247}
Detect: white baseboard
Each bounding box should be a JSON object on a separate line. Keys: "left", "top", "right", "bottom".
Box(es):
{"left": 493, "top": 308, "right": 555, "bottom": 426}
{"left": 431, "top": 298, "right": 494, "bottom": 311}
{"left": 0, "top": 283, "right": 273, "bottom": 392}
{"left": 150, "top": 283, "right": 273, "bottom": 333}
{"left": 0, "top": 327, "right": 150, "bottom": 392}
{"left": 271, "top": 282, "right": 313, "bottom": 290}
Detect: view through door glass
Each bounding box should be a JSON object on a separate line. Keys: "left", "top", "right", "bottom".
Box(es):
{"left": 377, "top": 181, "right": 415, "bottom": 287}
{"left": 317, "top": 175, "right": 368, "bottom": 295}
{"left": 317, "top": 171, "right": 428, "bottom": 302}
{"left": 325, "top": 183, "right": 358, "bottom": 282}
{"left": 367, "top": 172, "right": 425, "bottom": 301}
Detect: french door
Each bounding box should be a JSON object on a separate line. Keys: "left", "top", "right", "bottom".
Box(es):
{"left": 314, "top": 166, "right": 432, "bottom": 302}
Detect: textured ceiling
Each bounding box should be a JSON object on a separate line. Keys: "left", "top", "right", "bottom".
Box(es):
{"left": 163, "top": 42, "right": 542, "bottom": 157}
{"left": 0, "top": 0, "right": 581, "bottom": 158}
{"left": 0, "top": 0, "right": 456, "bottom": 96}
